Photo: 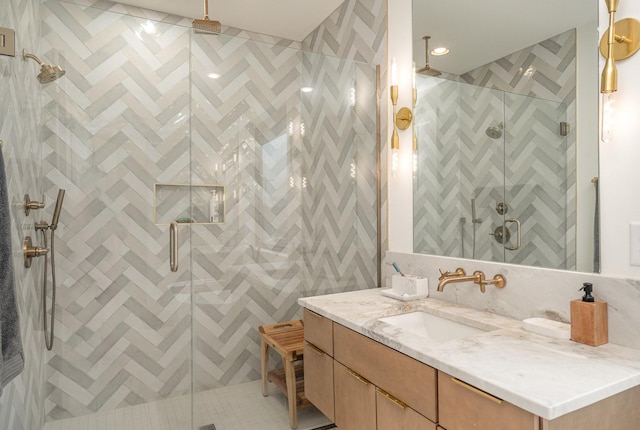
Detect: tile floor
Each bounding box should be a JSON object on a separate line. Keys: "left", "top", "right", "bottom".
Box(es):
{"left": 42, "top": 380, "right": 334, "bottom": 430}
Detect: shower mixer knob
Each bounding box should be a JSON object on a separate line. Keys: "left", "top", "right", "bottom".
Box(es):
{"left": 24, "top": 193, "right": 45, "bottom": 216}
{"left": 23, "top": 236, "right": 49, "bottom": 268}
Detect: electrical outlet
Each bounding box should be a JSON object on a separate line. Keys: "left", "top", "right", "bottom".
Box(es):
{"left": 630, "top": 223, "right": 640, "bottom": 266}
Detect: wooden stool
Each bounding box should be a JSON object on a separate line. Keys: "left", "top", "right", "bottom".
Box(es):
{"left": 259, "top": 320, "right": 310, "bottom": 429}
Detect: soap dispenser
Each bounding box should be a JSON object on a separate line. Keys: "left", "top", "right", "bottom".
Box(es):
{"left": 570, "top": 283, "right": 608, "bottom": 346}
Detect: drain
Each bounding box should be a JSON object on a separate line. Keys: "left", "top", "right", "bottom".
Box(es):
{"left": 199, "top": 425, "right": 217, "bottom": 430}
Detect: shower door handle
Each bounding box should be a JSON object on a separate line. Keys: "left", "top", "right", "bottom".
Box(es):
{"left": 170, "top": 221, "right": 178, "bottom": 272}
{"left": 505, "top": 218, "right": 521, "bottom": 251}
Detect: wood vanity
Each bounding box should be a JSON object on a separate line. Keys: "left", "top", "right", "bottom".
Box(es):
{"left": 301, "top": 299, "right": 640, "bottom": 430}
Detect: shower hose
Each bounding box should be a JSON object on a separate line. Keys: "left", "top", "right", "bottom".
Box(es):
{"left": 40, "top": 227, "right": 58, "bottom": 351}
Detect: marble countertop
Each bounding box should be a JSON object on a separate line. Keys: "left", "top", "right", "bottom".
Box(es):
{"left": 298, "top": 288, "right": 640, "bottom": 421}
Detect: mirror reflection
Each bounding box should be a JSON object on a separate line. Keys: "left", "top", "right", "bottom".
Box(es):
{"left": 411, "top": 0, "right": 599, "bottom": 272}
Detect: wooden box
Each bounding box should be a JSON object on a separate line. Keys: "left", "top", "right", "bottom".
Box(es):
{"left": 570, "top": 300, "right": 608, "bottom": 346}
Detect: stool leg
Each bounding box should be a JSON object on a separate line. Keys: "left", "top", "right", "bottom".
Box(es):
{"left": 284, "top": 359, "right": 297, "bottom": 429}
{"left": 261, "top": 339, "right": 270, "bottom": 396}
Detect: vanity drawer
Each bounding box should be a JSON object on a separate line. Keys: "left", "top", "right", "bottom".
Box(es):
{"left": 377, "top": 388, "right": 436, "bottom": 430}
{"left": 334, "top": 360, "right": 376, "bottom": 430}
{"left": 333, "top": 323, "right": 437, "bottom": 422}
{"left": 304, "top": 308, "right": 333, "bottom": 355}
{"left": 438, "top": 371, "right": 538, "bottom": 430}
{"left": 303, "top": 341, "right": 334, "bottom": 421}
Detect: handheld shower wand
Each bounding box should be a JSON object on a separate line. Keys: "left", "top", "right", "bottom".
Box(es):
{"left": 471, "top": 198, "right": 482, "bottom": 259}
{"left": 50, "top": 189, "right": 65, "bottom": 231}
{"left": 37, "top": 188, "right": 65, "bottom": 350}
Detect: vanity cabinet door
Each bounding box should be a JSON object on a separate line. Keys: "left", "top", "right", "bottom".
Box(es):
{"left": 334, "top": 361, "right": 376, "bottom": 430}
{"left": 303, "top": 341, "right": 334, "bottom": 421}
{"left": 304, "top": 308, "right": 333, "bottom": 355}
{"left": 376, "top": 388, "right": 436, "bottom": 430}
{"left": 438, "top": 371, "right": 539, "bottom": 430}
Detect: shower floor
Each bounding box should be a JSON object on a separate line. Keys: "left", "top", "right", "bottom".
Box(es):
{"left": 42, "top": 380, "right": 334, "bottom": 430}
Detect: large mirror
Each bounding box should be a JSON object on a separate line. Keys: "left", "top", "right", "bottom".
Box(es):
{"left": 411, "top": 0, "right": 600, "bottom": 272}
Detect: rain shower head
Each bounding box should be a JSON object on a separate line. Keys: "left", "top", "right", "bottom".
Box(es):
{"left": 192, "top": 0, "right": 221, "bottom": 34}
{"left": 22, "top": 50, "right": 65, "bottom": 83}
{"left": 416, "top": 36, "right": 442, "bottom": 77}
{"left": 486, "top": 123, "right": 504, "bottom": 139}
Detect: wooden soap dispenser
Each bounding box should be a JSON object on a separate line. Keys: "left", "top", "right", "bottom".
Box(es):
{"left": 570, "top": 283, "right": 608, "bottom": 346}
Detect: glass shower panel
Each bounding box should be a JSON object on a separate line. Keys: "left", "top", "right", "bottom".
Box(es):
{"left": 41, "top": 2, "right": 194, "bottom": 428}
{"left": 413, "top": 77, "right": 506, "bottom": 263}
{"left": 457, "top": 82, "right": 505, "bottom": 264}
{"left": 413, "top": 76, "right": 461, "bottom": 257}
{"left": 189, "top": 33, "right": 377, "bottom": 430}
{"left": 503, "top": 94, "right": 568, "bottom": 269}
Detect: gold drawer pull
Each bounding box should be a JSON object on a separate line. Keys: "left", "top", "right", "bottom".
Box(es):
{"left": 451, "top": 378, "right": 503, "bottom": 405}
{"left": 306, "top": 342, "right": 325, "bottom": 356}
{"left": 376, "top": 388, "right": 407, "bottom": 409}
{"left": 346, "top": 368, "right": 371, "bottom": 386}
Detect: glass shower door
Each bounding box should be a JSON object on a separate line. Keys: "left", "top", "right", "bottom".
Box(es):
{"left": 503, "top": 94, "right": 568, "bottom": 269}
{"left": 188, "top": 31, "right": 378, "bottom": 430}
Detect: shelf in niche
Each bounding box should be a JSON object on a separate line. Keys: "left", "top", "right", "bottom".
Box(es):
{"left": 154, "top": 183, "right": 226, "bottom": 226}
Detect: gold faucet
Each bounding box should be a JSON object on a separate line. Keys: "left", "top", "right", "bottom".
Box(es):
{"left": 437, "top": 268, "right": 506, "bottom": 293}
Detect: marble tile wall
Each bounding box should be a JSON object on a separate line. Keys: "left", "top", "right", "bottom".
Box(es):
{"left": 387, "top": 251, "right": 640, "bottom": 351}
{"left": 303, "top": 0, "right": 388, "bottom": 271}
{"left": 0, "top": 0, "right": 47, "bottom": 429}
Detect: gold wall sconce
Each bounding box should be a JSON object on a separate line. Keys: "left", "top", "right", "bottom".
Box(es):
{"left": 599, "top": 0, "right": 640, "bottom": 142}
{"left": 390, "top": 58, "right": 414, "bottom": 177}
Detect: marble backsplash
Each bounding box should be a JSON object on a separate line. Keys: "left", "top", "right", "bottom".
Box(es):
{"left": 386, "top": 252, "right": 640, "bottom": 350}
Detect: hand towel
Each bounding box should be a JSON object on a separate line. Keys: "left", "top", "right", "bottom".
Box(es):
{"left": 0, "top": 148, "right": 24, "bottom": 396}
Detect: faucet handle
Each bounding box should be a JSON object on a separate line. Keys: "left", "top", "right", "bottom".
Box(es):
{"left": 438, "top": 267, "right": 465, "bottom": 280}
{"left": 438, "top": 268, "right": 451, "bottom": 280}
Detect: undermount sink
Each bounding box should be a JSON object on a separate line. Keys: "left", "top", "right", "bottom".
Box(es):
{"left": 378, "top": 311, "right": 492, "bottom": 344}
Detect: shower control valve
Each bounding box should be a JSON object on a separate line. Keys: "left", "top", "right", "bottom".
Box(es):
{"left": 23, "top": 236, "right": 48, "bottom": 268}
{"left": 24, "top": 193, "right": 45, "bottom": 216}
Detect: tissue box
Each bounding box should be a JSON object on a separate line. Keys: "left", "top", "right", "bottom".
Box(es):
{"left": 392, "top": 274, "right": 429, "bottom": 296}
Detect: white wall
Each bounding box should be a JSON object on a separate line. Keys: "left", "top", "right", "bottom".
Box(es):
{"left": 387, "top": 0, "right": 413, "bottom": 252}
{"left": 599, "top": 1, "right": 640, "bottom": 277}
{"left": 389, "top": 0, "right": 640, "bottom": 278}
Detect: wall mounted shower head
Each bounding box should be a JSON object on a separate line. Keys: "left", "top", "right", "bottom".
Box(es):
{"left": 486, "top": 123, "right": 504, "bottom": 139}
{"left": 22, "top": 49, "right": 66, "bottom": 84}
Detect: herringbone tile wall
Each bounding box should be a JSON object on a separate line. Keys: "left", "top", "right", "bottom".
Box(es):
{"left": 414, "top": 31, "right": 576, "bottom": 270}
{"left": 0, "top": 0, "right": 47, "bottom": 429}
{"left": 40, "top": 0, "right": 378, "bottom": 422}
{"left": 303, "top": 0, "right": 387, "bottom": 268}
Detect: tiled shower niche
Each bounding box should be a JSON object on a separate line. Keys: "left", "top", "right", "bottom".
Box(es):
{"left": 154, "top": 183, "right": 226, "bottom": 225}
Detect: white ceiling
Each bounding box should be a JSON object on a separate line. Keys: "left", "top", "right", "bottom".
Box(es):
{"left": 110, "top": 0, "right": 345, "bottom": 41}
{"left": 413, "top": 0, "right": 598, "bottom": 75}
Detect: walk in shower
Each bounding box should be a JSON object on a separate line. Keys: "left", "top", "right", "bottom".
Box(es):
{"left": 413, "top": 75, "right": 572, "bottom": 270}
{"left": 34, "top": 1, "right": 378, "bottom": 428}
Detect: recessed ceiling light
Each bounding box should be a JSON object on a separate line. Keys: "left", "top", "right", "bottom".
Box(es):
{"left": 300, "top": 86, "right": 314, "bottom": 93}
{"left": 207, "top": 73, "right": 221, "bottom": 79}
{"left": 431, "top": 47, "right": 450, "bottom": 56}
